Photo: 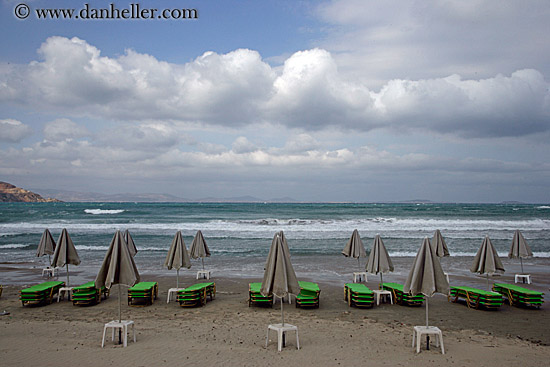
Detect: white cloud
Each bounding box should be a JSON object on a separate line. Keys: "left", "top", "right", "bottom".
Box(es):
{"left": 43, "top": 118, "right": 90, "bottom": 142}
{"left": 0, "top": 119, "right": 33, "bottom": 142}
{"left": 1, "top": 37, "right": 549, "bottom": 139}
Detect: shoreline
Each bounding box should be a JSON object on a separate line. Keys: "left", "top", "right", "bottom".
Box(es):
{"left": 1, "top": 274, "right": 549, "bottom": 366}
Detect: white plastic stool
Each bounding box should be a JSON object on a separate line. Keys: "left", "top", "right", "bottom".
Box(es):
{"left": 372, "top": 289, "right": 393, "bottom": 305}
{"left": 57, "top": 287, "right": 73, "bottom": 302}
{"left": 353, "top": 272, "right": 368, "bottom": 283}
{"left": 412, "top": 326, "right": 444, "bottom": 354}
{"left": 167, "top": 288, "right": 185, "bottom": 303}
{"left": 102, "top": 320, "right": 136, "bottom": 347}
{"left": 266, "top": 323, "right": 300, "bottom": 352}
{"left": 196, "top": 270, "right": 211, "bottom": 279}
{"left": 42, "top": 267, "right": 58, "bottom": 277}
{"left": 515, "top": 274, "right": 531, "bottom": 284}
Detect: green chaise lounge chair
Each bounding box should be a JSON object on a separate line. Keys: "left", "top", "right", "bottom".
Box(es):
{"left": 177, "top": 282, "right": 216, "bottom": 307}
{"left": 449, "top": 286, "right": 503, "bottom": 310}
{"left": 128, "top": 281, "right": 158, "bottom": 306}
{"left": 72, "top": 281, "right": 109, "bottom": 306}
{"left": 344, "top": 283, "right": 375, "bottom": 308}
{"left": 382, "top": 282, "right": 424, "bottom": 306}
{"left": 492, "top": 283, "right": 544, "bottom": 309}
{"left": 20, "top": 281, "right": 64, "bottom": 307}
{"left": 296, "top": 281, "right": 320, "bottom": 308}
{"left": 249, "top": 282, "right": 273, "bottom": 307}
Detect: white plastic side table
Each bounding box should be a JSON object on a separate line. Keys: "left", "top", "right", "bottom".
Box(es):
{"left": 353, "top": 272, "right": 368, "bottom": 283}
{"left": 266, "top": 323, "right": 300, "bottom": 352}
{"left": 196, "top": 270, "right": 211, "bottom": 279}
{"left": 57, "top": 287, "right": 73, "bottom": 302}
{"left": 102, "top": 320, "right": 136, "bottom": 347}
{"left": 167, "top": 287, "right": 185, "bottom": 303}
{"left": 515, "top": 274, "right": 531, "bottom": 284}
{"left": 372, "top": 289, "right": 393, "bottom": 305}
{"left": 412, "top": 326, "right": 444, "bottom": 354}
{"left": 42, "top": 267, "right": 58, "bottom": 277}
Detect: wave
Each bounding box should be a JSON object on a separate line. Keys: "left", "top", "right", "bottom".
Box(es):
{"left": 0, "top": 243, "right": 28, "bottom": 249}
{"left": 84, "top": 209, "right": 125, "bottom": 215}
{"left": 537, "top": 206, "right": 550, "bottom": 209}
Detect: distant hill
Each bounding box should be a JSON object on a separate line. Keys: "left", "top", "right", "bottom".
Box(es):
{"left": 0, "top": 181, "right": 61, "bottom": 202}
{"left": 32, "top": 188, "right": 299, "bottom": 203}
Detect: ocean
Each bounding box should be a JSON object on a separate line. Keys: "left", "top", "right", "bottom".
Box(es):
{"left": 1, "top": 202, "right": 549, "bottom": 285}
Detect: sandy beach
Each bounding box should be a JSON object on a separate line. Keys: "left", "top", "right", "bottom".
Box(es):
{"left": 1, "top": 262, "right": 549, "bottom": 367}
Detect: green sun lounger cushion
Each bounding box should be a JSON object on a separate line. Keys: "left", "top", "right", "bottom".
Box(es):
{"left": 177, "top": 282, "right": 216, "bottom": 307}
{"left": 296, "top": 281, "right": 320, "bottom": 308}
{"left": 344, "top": 283, "right": 375, "bottom": 308}
{"left": 449, "top": 286, "right": 504, "bottom": 310}
{"left": 492, "top": 283, "right": 544, "bottom": 308}
{"left": 382, "top": 282, "right": 424, "bottom": 306}
{"left": 20, "top": 281, "right": 65, "bottom": 306}
{"left": 128, "top": 281, "right": 158, "bottom": 306}
{"left": 72, "top": 281, "right": 109, "bottom": 306}
{"left": 249, "top": 282, "right": 273, "bottom": 307}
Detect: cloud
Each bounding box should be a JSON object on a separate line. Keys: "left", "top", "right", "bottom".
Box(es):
{"left": 43, "top": 118, "right": 90, "bottom": 142}
{"left": 0, "top": 119, "right": 33, "bottom": 142}
{"left": 1, "top": 36, "right": 549, "bottom": 140}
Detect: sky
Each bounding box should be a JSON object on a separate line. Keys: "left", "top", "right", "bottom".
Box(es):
{"left": 1, "top": 0, "right": 549, "bottom": 203}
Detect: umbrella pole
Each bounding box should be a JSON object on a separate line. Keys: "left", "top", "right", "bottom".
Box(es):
{"left": 201, "top": 257, "right": 205, "bottom": 271}
{"left": 379, "top": 273, "right": 383, "bottom": 289}
{"left": 487, "top": 274, "right": 490, "bottom": 291}
{"left": 66, "top": 264, "right": 70, "bottom": 287}
{"left": 176, "top": 269, "right": 180, "bottom": 289}
{"left": 118, "top": 285, "right": 122, "bottom": 344}
{"left": 520, "top": 257, "right": 524, "bottom": 274}
{"left": 281, "top": 296, "right": 286, "bottom": 347}
{"left": 426, "top": 297, "right": 430, "bottom": 350}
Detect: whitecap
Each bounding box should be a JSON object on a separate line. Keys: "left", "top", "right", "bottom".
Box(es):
{"left": 84, "top": 209, "right": 125, "bottom": 215}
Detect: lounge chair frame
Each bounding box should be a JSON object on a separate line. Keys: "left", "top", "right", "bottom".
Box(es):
{"left": 20, "top": 281, "right": 65, "bottom": 307}
{"left": 128, "top": 282, "right": 158, "bottom": 306}
{"left": 448, "top": 286, "right": 503, "bottom": 310}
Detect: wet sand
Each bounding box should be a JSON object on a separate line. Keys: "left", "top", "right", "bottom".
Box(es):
{"left": 1, "top": 263, "right": 549, "bottom": 367}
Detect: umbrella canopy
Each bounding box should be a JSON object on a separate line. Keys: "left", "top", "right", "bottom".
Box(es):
{"left": 342, "top": 229, "right": 367, "bottom": 269}
{"left": 51, "top": 228, "right": 81, "bottom": 286}
{"left": 431, "top": 229, "right": 450, "bottom": 258}
{"left": 404, "top": 237, "right": 449, "bottom": 334}
{"left": 261, "top": 232, "right": 300, "bottom": 325}
{"left": 365, "top": 234, "right": 394, "bottom": 286}
{"left": 124, "top": 229, "right": 138, "bottom": 257}
{"left": 264, "top": 230, "right": 290, "bottom": 270}
{"left": 508, "top": 230, "right": 532, "bottom": 274}
{"left": 36, "top": 229, "right": 56, "bottom": 266}
{"left": 470, "top": 235, "right": 505, "bottom": 290}
{"left": 189, "top": 230, "right": 210, "bottom": 270}
{"left": 164, "top": 230, "right": 192, "bottom": 288}
{"left": 95, "top": 230, "right": 140, "bottom": 323}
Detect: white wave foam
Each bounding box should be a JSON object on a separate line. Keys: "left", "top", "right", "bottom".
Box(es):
{"left": 84, "top": 209, "right": 125, "bottom": 215}
{"left": 537, "top": 206, "right": 550, "bottom": 209}
{"left": 0, "top": 243, "right": 28, "bottom": 249}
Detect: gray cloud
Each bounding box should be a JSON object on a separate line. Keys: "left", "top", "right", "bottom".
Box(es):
{"left": 1, "top": 37, "right": 549, "bottom": 139}
{"left": 0, "top": 119, "right": 33, "bottom": 142}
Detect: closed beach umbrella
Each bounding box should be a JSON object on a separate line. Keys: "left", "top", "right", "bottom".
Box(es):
{"left": 265, "top": 230, "right": 290, "bottom": 270}
{"left": 366, "top": 234, "right": 394, "bottom": 287}
{"left": 124, "top": 229, "right": 138, "bottom": 257}
{"left": 164, "top": 230, "right": 192, "bottom": 288}
{"left": 342, "top": 229, "right": 367, "bottom": 269}
{"left": 51, "top": 228, "right": 81, "bottom": 287}
{"left": 261, "top": 232, "right": 300, "bottom": 326}
{"left": 508, "top": 230, "right": 532, "bottom": 274}
{"left": 404, "top": 237, "right": 449, "bottom": 327}
{"left": 36, "top": 228, "right": 56, "bottom": 267}
{"left": 95, "top": 230, "right": 140, "bottom": 329}
{"left": 189, "top": 230, "right": 210, "bottom": 270}
{"left": 431, "top": 229, "right": 450, "bottom": 258}
{"left": 470, "top": 235, "right": 505, "bottom": 290}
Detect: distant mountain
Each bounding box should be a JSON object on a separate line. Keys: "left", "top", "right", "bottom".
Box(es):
{"left": 0, "top": 181, "right": 61, "bottom": 202}
{"left": 32, "top": 188, "right": 299, "bottom": 203}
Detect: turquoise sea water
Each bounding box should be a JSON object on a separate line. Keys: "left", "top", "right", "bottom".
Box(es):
{"left": 0, "top": 202, "right": 549, "bottom": 284}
